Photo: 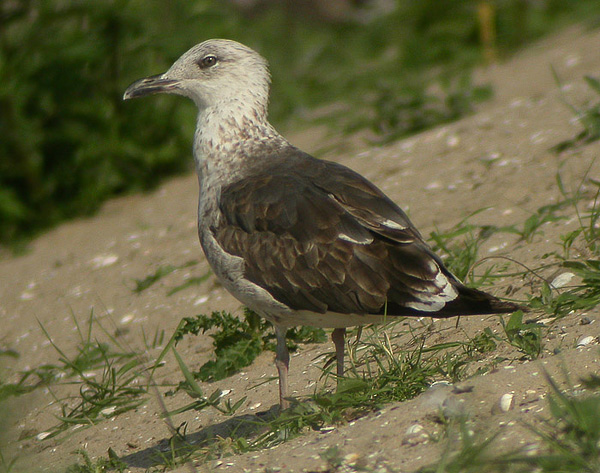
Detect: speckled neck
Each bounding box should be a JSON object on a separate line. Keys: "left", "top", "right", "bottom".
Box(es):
{"left": 193, "top": 101, "right": 289, "bottom": 190}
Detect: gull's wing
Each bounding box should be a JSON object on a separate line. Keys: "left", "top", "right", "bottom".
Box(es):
{"left": 213, "top": 152, "right": 512, "bottom": 317}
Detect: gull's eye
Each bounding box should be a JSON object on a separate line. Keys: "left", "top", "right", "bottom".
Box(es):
{"left": 199, "top": 55, "right": 218, "bottom": 69}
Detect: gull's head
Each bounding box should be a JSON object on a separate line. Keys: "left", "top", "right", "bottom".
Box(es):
{"left": 123, "top": 39, "right": 271, "bottom": 115}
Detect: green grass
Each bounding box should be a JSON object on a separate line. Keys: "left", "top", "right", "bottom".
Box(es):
{"left": 166, "top": 309, "right": 326, "bottom": 385}
{"left": 347, "top": 73, "right": 493, "bottom": 144}
{"left": 427, "top": 202, "right": 570, "bottom": 288}
{"left": 499, "top": 311, "right": 542, "bottom": 360}
{"left": 529, "top": 260, "right": 600, "bottom": 317}
{"left": 528, "top": 160, "right": 600, "bottom": 318}
{"left": 0, "top": 448, "right": 18, "bottom": 473}
{"left": 0, "top": 312, "right": 155, "bottom": 471}
{"left": 414, "top": 153, "right": 600, "bottom": 472}
{"left": 419, "top": 417, "right": 502, "bottom": 473}
{"left": 429, "top": 198, "right": 572, "bottom": 285}
{"left": 65, "top": 449, "right": 127, "bottom": 473}
{"left": 62, "top": 366, "right": 600, "bottom": 473}
{"left": 132, "top": 260, "right": 201, "bottom": 294}
{"left": 429, "top": 209, "right": 495, "bottom": 284}
{"left": 19, "top": 312, "right": 150, "bottom": 440}
{"left": 110, "top": 319, "right": 521, "bottom": 470}
{"left": 429, "top": 150, "right": 600, "bottom": 322}
{"left": 551, "top": 72, "right": 600, "bottom": 153}
{"left": 0, "top": 350, "right": 43, "bottom": 402}
{"left": 420, "top": 373, "right": 600, "bottom": 473}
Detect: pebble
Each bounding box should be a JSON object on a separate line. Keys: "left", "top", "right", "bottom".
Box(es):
{"left": 405, "top": 424, "right": 424, "bottom": 435}
{"left": 120, "top": 313, "right": 135, "bottom": 324}
{"left": 447, "top": 135, "right": 460, "bottom": 148}
{"left": 342, "top": 453, "right": 361, "bottom": 468}
{"left": 101, "top": 406, "right": 117, "bottom": 416}
{"left": 36, "top": 432, "right": 51, "bottom": 441}
{"left": 425, "top": 181, "right": 442, "bottom": 190}
{"left": 90, "top": 253, "right": 119, "bottom": 269}
{"left": 492, "top": 393, "right": 514, "bottom": 414}
{"left": 500, "top": 393, "right": 514, "bottom": 412}
{"left": 20, "top": 290, "right": 35, "bottom": 300}
{"left": 402, "top": 424, "right": 428, "bottom": 446}
{"left": 576, "top": 336, "right": 596, "bottom": 347}
{"left": 550, "top": 272, "right": 575, "bottom": 289}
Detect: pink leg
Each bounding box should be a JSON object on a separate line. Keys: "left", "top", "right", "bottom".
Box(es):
{"left": 275, "top": 325, "right": 290, "bottom": 409}
{"left": 331, "top": 328, "right": 346, "bottom": 379}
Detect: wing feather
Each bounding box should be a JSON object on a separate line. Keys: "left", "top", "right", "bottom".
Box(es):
{"left": 213, "top": 153, "right": 463, "bottom": 317}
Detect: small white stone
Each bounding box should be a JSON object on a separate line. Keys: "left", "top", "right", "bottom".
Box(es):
{"left": 90, "top": 254, "right": 119, "bottom": 269}
{"left": 565, "top": 54, "right": 580, "bottom": 68}
{"left": 430, "top": 381, "right": 451, "bottom": 388}
{"left": 447, "top": 135, "right": 460, "bottom": 147}
{"left": 101, "top": 406, "right": 117, "bottom": 416}
{"left": 500, "top": 393, "right": 514, "bottom": 412}
{"left": 488, "top": 242, "right": 508, "bottom": 253}
{"left": 405, "top": 424, "right": 424, "bottom": 435}
{"left": 577, "top": 336, "right": 596, "bottom": 347}
{"left": 550, "top": 272, "right": 575, "bottom": 289}
{"left": 343, "top": 453, "right": 360, "bottom": 464}
{"left": 120, "top": 313, "right": 135, "bottom": 324}
{"left": 482, "top": 151, "right": 501, "bottom": 162}
{"left": 402, "top": 423, "right": 428, "bottom": 445}
{"left": 530, "top": 131, "right": 546, "bottom": 144}
{"left": 20, "top": 291, "right": 35, "bottom": 300}
{"left": 425, "top": 181, "right": 442, "bottom": 190}
{"left": 36, "top": 432, "right": 51, "bottom": 441}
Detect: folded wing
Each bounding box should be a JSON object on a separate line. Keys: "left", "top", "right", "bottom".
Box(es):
{"left": 213, "top": 152, "right": 515, "bottom": 317}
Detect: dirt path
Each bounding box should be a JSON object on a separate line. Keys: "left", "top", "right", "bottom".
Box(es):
{"left": 2, "top": 25, "right": 600, "bottom": 473}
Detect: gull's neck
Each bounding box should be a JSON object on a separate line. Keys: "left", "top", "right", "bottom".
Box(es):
{"left": 193, "top": 100, "right": 288, "bottom": 187}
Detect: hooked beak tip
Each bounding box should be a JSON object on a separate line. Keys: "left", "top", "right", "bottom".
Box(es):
{"left": 123, "top": 75, "right": 180, "bottom": 100}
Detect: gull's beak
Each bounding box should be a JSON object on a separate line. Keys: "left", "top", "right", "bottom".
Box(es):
{"left": 123, "top": 74, "right": 180, "bottom": 100}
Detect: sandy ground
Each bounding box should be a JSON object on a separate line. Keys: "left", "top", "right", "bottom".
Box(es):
{"left": 2, "top": 24, "right": 600, "bottom": 473}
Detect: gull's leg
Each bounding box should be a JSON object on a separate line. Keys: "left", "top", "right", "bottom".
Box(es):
{"left": 274, "top": 325, "right": 290, "bottom": 410}
{"left": 331, "top": 328, "right": 346, "bottom": 380}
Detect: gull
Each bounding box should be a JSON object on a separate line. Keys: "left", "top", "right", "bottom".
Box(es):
{"left": 124, "top": 39, "right": 520, "bottom": 409}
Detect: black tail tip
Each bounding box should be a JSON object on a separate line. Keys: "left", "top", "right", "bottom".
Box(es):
{"left": 456, "top": 284, "right": 528, "bottom": 315}
{"left": 489, "top": 299, "right": 528, "bottom": 314}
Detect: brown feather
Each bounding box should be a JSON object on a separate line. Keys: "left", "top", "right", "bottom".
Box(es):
{"left": 214, "top": 150, "right": 523, "bottom": 319}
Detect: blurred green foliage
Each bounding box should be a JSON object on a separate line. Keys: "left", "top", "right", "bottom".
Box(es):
{"left": 1, "top": 0, "right": 599, "bottom": 245}
{"left": 0, "top": 1, "right": 198, "bottom": 243}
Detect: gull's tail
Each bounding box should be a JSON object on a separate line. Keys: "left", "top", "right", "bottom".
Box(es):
{"left": 385, "top": 282, "right": 525, "bottom": 318}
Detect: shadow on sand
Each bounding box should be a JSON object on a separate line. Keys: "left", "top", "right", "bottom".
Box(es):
{"left": 118, "top": 405, "right": 281, "bottom": 469}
